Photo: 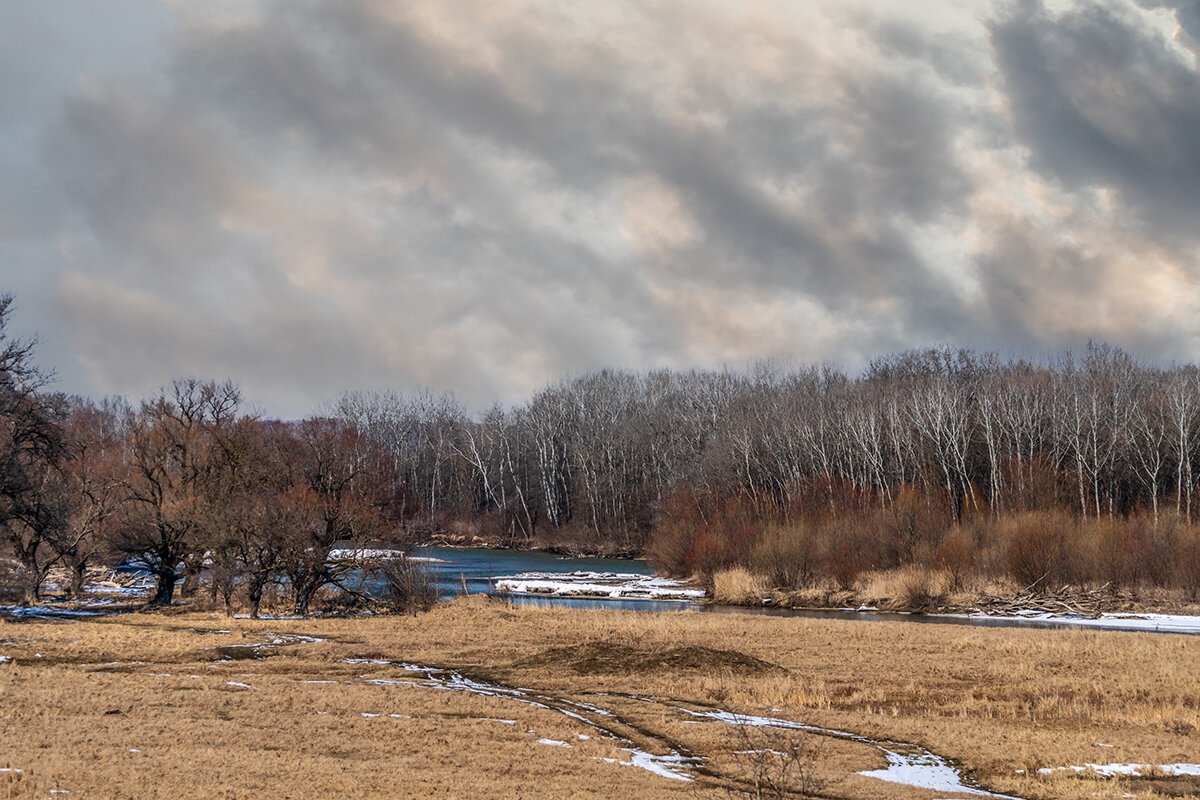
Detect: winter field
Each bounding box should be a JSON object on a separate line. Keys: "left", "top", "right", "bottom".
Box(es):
{"left": 2, "top": 597, "right": 1199, "bottom": 800}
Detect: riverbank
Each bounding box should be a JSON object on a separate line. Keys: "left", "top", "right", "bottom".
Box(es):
{"left": 708, "top": 565, "right": 1200, "bottom": 619}
{"left": 2, "top": 596, "right": 1197, "bottom": 799}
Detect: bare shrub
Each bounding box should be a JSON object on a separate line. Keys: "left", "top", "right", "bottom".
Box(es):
{"left": 934, "top": 528, "right": 974, "bottom": 591}
{"left": 1174, "top": 526, "right": 1200, "bottom": 599}
{"left": 1002, "top": 512, "right": 1073, "bottom": 588}
{"left": 840, "top": 509, "right": 905, "bottom": 571}
{"left": 648, "top": 491, "right": 764, "bottom": 580}
{"left": 750, "top": 524, "right": 820, "bottom": 589}
{"left": 826, "top": 542, "right": 861, "bottom": 590}
{"left": 784, "top": 474, "right": 874, "bottom": 521}
{"left": 891, "top": 483, "right": 953, "bottom": 564}
{"left": 1094, "top": 516, "right": 1172, "bottom": 590}
{"left": 645, "top": 493, "right": 699, "bottom": 577}
{"left": 720, "top": 715, "right": 825, "bottom": 799}
{"left": 376, "top": 556, "right": 438, "bottom": 615}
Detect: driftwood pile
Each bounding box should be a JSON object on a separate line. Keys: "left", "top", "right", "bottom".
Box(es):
{"left": 43, "top": 566, "right": 154, "bottom": 592}
{"left": 968, "top": 584, "right": 1127, "bottom": 618}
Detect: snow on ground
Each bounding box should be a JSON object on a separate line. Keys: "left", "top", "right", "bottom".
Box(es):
{"left": 0, "top": 605, "right": 103, "bottom": 618}
{"left": 623, "top": 750, "right": 700, "bottom": 781}
{"left": 679, "top": 707, "right": 848, "bottom": 737}
{"left": 537, "top": 738, "right": 570, "bottom": 747}
{"left": 492, "top": 571, "right": 705, "bottom": 602}
{"left": 680, "top": 707, "right": 1016, "bottom": 798}
{"left": 369, "top": 662, "right": 704, "bottom": 783}
{"left": 945, "top": 611, "right": 1200, "bottom": 635}
{"left": 861, "top": 748, "right": 1019, "bottom": 798}
{"left": 1037, "top": 763, "right": 1200, "bottom": 778}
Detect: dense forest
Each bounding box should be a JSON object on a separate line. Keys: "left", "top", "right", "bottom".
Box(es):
{"left": 3, "top": 292, "right": 1200, "bottom": 613}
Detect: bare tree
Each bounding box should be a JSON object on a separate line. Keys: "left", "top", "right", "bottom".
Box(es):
{"left": 118, "top": 379, "right": 242, "bottom": 606}
{"left": 0, "top": 295, "right": 69, "bottom": 605}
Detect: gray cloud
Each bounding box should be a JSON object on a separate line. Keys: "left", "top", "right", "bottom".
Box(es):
{"left": 1, "top": 0, "right": 1199, "bottom": 417}
{"left": 990, "top": 0, "right": 1200, "bottom": 237}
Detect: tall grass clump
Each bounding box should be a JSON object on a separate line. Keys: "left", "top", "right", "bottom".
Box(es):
{"left": 711, "top": 568, "right": 770, "bottom": 605}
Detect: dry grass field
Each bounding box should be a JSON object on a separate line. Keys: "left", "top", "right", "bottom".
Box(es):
{"left": 2, "top": 597, "right": 1198, "bottom": 799}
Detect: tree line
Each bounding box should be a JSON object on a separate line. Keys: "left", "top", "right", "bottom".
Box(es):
{"left": 5, "top": 289, "right": 1200, "bottom": 609}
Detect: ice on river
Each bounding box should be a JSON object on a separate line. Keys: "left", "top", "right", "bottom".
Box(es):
{"left": 327, "top": 548, "right": 445, "bottom": 562}
{"left": 492, "top": 571, "right": 704, "bottom": 601}
{"left": 944, "top": 610, "right": 1200, "bottom": 635}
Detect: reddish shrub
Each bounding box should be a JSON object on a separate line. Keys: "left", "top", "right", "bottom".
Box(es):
{"left": 1173, "top": 527, "right": 1200, "bottom": 599}
{"left": 751, "top": 524, "right": 821, "bottom": 588}
{"left": 934, "top": 528, "right": 975, "bottom": 590}
{"left": 890, "top": 483, "right": 953, "bottom": 564}
{"left": 827, "top": 541, "right": 861, "bottom": 590}
{"left": 1003, "top": 512, "right": 1072, "bottom": 588}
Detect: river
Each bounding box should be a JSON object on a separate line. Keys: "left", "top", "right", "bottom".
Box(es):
{"left": 410, "top": 546, "right": 1200, "bottom": 636}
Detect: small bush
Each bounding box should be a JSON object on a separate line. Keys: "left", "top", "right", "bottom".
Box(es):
{"left": 934, "top": 529, "right": 974, "bottom": 590}
{"left": 898, "top": 566, "right": 937, "bottom": 612}
{"left": 1172, "top": 526, "right": 1200, "bottom": 599}
{"left": 377, "top": 556, "right": 438, "bottom": 615}
{"left": 826, "top": 542, "right": 861, "bottom": 590}
{"left": 751, "top": 524, "right": 821, "bottom": 589}
{"left": 1003, "top": 512, "right": 1073, "bottom": 588}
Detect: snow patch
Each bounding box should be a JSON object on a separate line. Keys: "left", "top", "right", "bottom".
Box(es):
{"left": 861, "top": 748, "right": 1016, "bottom": 797}
{"left": 492, "top": 571, "right": 704, "bottom": 602}
{"left": 0, "top": 605, "right": 102, "bottom": 618}
{"left": 1038, "top": 763, "right": 1200, "bottom": 778}
{"left": 624, "top": 750, "right": 699, "bottom": 782}
{"left": 538, "top": 738, "right": 570, "bottom": 747}
{"left": 680, "top": 706, "right": 1014, "bottom": 798}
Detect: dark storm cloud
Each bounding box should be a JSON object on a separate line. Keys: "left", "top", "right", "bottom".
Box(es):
{"left": 990, "top": 0, "right": 1200, "bottom": 237}
{"left": 973, "top": 0, "right": 1200, "bottom": 358}
{"left": 2, "top": 1, "right": 1199, "bottom": 416}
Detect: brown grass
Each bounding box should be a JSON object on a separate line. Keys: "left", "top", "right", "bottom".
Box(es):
{"left": 1, "top": 598, "right": 1198, "bottom": 799}
{"left": 711, "top": 567, "right": 770, "bottom": 605}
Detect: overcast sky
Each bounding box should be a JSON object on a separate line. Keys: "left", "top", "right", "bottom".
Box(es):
{"left": 2, "top": 0, "right": 1199, "bottom": 418}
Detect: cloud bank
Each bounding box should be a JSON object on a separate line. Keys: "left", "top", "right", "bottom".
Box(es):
{"left": 2, "top": 0, "right": 1198, "bottom": 417}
